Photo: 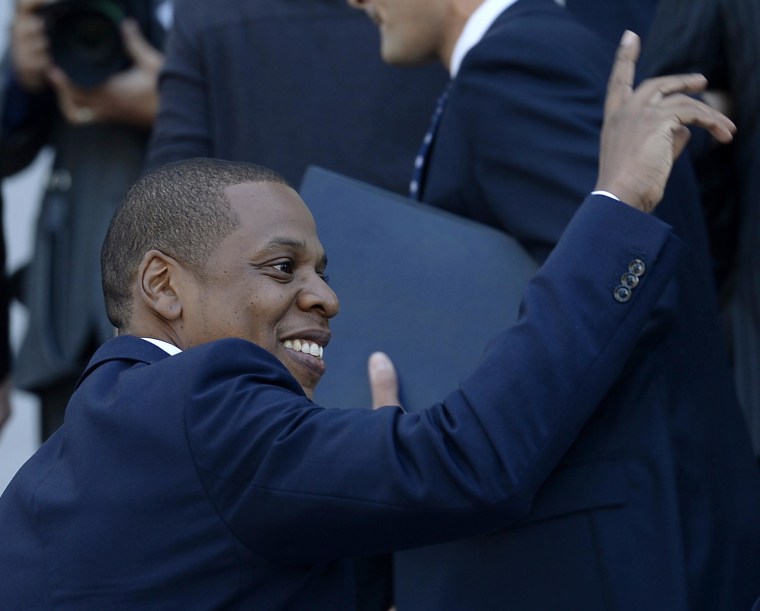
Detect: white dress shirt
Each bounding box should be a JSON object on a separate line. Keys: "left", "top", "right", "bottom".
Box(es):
{"left": 142, "top": 338, "right": 182, "bottom": 356}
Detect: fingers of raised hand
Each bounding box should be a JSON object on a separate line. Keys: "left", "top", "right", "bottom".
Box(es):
{"left": 643, "top": 90, "right": 736, "bottom": 143}
{"left": 635, "top": 73, "right": 708, "bottom": 104}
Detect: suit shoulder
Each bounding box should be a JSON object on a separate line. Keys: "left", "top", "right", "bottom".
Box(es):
{"left": 469, "top": 4, "right": 614, "bottom": 75}
{"left": 174, "top": 338, "right": 305, "bottom": 395}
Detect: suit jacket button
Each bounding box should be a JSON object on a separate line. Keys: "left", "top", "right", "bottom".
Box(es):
{"left": 628, "top": 259, "right": 646, "bottom": 277}
{"left": 621, "top": 272, "right": 640, "bottom": 289}
{"left": 614, "top": 285, "right": 632, "bottom": 303}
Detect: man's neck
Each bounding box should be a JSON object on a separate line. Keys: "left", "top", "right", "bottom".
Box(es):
{"left": 440, "top": 0, "right": 486, "bottom": 69}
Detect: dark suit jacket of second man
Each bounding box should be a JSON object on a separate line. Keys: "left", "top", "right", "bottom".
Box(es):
{"left": 394, "top": 0, "right": 760, "bottom": 609}
{"left": 147, "top": 0, "right": 448, "bottom": 193}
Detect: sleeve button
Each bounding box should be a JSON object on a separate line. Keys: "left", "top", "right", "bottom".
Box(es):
{"left": 621, "top": 272, "right": 640, "bottom": 289}
{"left": 614, "top": 285, "right": 632, "bottom": 303}
{"left": 628, "top": 259, "right": 646, "bottom": 277}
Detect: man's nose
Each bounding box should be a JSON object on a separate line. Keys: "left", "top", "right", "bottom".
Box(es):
{"left": 298, "top": 275, "right": 340, "bottom": 319}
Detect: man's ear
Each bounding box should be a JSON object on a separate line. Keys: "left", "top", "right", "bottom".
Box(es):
{"left": 136, "top": 250, "right": 185, "bottom": 321}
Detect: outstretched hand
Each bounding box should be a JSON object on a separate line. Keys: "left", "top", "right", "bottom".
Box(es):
{"left": 595, "top": 31, "right": 736, "bottom": 213}
{"left": 368, "top": 352, "right": 401, "bottom": 410}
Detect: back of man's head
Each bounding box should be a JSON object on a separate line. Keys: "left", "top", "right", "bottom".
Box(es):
{"left": 101, "top": 158, "right": 288, "bottom": 331}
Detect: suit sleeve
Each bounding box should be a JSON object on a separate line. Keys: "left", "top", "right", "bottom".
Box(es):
{"left": 145, "top": 1, "right": 212, "bottom": 170}
{"left": 182, "top": 195, "right": 684, "bottom": 563}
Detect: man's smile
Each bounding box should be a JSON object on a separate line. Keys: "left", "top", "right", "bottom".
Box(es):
{"left": 283, "top": 339, "right": 325, "bottom": 360}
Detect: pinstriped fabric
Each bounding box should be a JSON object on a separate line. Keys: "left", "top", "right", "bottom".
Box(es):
{"left": 642, "top": 0, "right": 760, "bottom": 454}
{"left": 722, "top": 0, "right": 760, "bottom": 135}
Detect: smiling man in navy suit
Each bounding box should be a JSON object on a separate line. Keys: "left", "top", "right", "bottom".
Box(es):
{"left": 0, "top": 37, "right": 743, "bottom": 609}
{"left": 349, "top": 0, "right": 760, "bottom": 608}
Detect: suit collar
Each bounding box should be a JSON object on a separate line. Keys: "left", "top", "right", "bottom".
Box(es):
{"left": 75, "top": 335, "right": 170, "bottom": 390}
{"left": 451, "top": 0, "right": 520, "bottom": 77}
{"left": 451, "top": 0, "right": 562, "bottom": 77}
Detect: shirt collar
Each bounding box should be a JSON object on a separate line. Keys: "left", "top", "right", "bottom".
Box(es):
{"left": 141, "top": 337, "right": 183, "bottom": 356}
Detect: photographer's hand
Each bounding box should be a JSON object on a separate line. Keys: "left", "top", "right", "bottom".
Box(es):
{"left": 46, "top": 19, "right": 164, "bottom": 128}
{"left": 11, "top": 0, "right": 53, "bottom": 93}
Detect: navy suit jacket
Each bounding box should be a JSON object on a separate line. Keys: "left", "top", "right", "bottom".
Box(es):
{"left": 147, "top": 0, "right": 448, "bottom": 194}
{"left": 563, "top": 0, "right": 661, "bottom": 45}
{"left": 398, "top": 0, "right": 760, "bottom": 609}
{"left": 0, "top": 196, "right": 682, "bottom": 609}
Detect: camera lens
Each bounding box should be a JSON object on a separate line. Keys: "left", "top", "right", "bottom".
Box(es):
{"left": 43, "top": 1, "right": 129, "bottom": 88}
{"left": 69, "top": 14, "right": 121, "bottom": 63}
{"left": 62, "top": 12, "right": 122, "bottom": 65}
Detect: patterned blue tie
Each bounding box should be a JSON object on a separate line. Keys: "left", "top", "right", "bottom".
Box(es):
{"left": 410, "top": 81, "right": 453, "bottom": 200}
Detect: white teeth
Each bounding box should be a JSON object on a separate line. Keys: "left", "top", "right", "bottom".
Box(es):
{"left": 282, "top": 339, "right": 324, "bottom": 360}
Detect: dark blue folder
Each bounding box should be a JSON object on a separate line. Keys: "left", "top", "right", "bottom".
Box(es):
{"left": 299, "top": 166, "right": 539, "bottom": 412}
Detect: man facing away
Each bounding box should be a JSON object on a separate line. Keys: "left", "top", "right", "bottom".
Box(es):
{"left": 0, "top": 35, "right": 742, "bottom": 609}
{"left": 349, "top": 0, "right": 760, "bottom": 608}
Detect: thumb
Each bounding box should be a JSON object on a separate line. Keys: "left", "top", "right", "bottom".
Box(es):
{"left": 368, "top": 352, "right": 401, "bottom": 410}
{"left": 121, "top": 18, "right": 163, "bottom": 70}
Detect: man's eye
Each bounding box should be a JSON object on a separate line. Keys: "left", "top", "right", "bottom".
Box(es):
{"left": 272, "top": 261, "right": 294, "bottom": 274}
{"left": 319, "top": 272, "right": 330, "bottom": 284}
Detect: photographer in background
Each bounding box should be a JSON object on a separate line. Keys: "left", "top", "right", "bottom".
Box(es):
{"left": 1, "top": 0, "right": 169, "bottom": 440}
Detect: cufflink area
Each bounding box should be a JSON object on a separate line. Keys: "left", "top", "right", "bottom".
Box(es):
{"left": 614, "top": 258, "right": 646, "bottom": 303}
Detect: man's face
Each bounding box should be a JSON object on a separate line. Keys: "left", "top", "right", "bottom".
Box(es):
{"left": 178, "top": 182, "right": 339, "bottom": 399}
{"left": 348, "top": 0, "right": 447, "bottom": 65}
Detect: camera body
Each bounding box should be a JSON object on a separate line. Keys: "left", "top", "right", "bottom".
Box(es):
{"left": 37, "top": 0, "right": 150, "bottom": 88}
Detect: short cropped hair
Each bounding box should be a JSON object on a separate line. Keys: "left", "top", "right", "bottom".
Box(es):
{"left": 101, "top": 158, "right": 289, "bottom": 330}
